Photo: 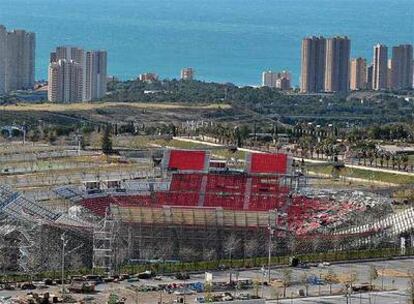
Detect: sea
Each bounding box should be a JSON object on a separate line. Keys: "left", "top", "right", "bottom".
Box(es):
{"left": 0, "top": 0, "right": 413, "bottom": 86}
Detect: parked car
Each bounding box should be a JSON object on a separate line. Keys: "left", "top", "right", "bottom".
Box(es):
{"left": 217, "top": 264, "right": 229, "bottom": 271}
{"left": 68, "top": 276, "right": 96, "bottom": 293}
{"left": 21, "top": 282, "right": 36, "bottom": 290}
{"left": 176, "top": 272, "right": 190, "bottom": 280}
{"left": 174, "top": 288, "right": 196, "bottom": 295}
{"left": 137, "top": 270, "right": 155, "bottom": 279}
{"left": 194, "top": 296, "right": 205, "bottom": 303}
{"left": 318, "top": 262, "right": 330, "bottom": 267}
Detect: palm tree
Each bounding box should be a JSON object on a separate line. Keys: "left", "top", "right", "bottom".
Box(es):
{"left": 362, "top": 150, "right": 367, "bottom": 166}
{"left": 368, "top": 151, "right": 374, "bottom": 167}
{"left": 401, "top": 154, "right": 409, "bottom": 171}
{"left": 316, "top": 148, "right": 320, "bottom": 160}
{"left": 357, "top": 151, "right": 362, "bottom": 165}
{"left": 379, "top": 152, "right": 384, "bottom": 168}
{"left": 391, "top": 155, "right": 396, "bottom": 169}
{"left": 309, "top": 145, "right": 315, "bottom": 159}
{"left": 396, "top": 155, "right": 402, "bottom": 171}
{"left": 385, "top": 153, "right": 390, "bottom": 168}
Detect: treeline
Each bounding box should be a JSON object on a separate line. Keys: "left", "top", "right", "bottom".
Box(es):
{"left": 347, "top": 123, "right": 414, "bottom": 142}
{"left": 105, "top": 79, "right": 414, "bottom": 125}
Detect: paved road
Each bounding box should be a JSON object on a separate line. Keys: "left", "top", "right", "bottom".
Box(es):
{"left": 271, "top": 290, "right": 410, "bottom": 304}
{"left": 1, "top": 259, "right": 412, "bottom": 304}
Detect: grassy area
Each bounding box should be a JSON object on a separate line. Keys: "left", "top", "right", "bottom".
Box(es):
{"left": 0, "top": 144, "right": 66, "bottom": 154}
{"left": 0, "top": 102, "right": 230, "bottom": 112}
{"left": 119, "top": 137, "right": 212, "bottom": 150}
{"left": 307, "top": 163, "right": 414, "bottom": 185}
{"left": 0, "top": 157, "right": 113, "bottom": 173}
{"left": 117, "top": 136, "right": 246, "bottom": 160}
{"left": 0, "top": 101, "right": 234, "bottom": 128}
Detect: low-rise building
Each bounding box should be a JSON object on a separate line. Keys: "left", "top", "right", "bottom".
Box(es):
{"left": 181, "top": 67, "right": 194, "bottom": 80}
{"left": 262, "top": 70, "right": 291, "bottom": 90}
{"left": 139, "top": 72, "right": 159, "bottom": 82}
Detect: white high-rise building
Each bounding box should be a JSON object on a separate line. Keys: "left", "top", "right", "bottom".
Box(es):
{"left": 5, "top": 29, "right": 36, "bottom": 92}
{"left": 48, "top": 59, "right": 83, "bottom": 103}
{"left": 51, "top": 46, "right": 86, "bottom": 97}
{"left": 0, "top": 25, "right": 35, "bottom": 93}
{"left": 48, "top": 46, "right": 107, "bottom": 102}
{"left": 84, "top": 50, "right": 107, "bottom": 101}
{"left": 51, "top": 46, "right": 85, "bottom": 64}
{"left": 262, "top": 71, "right": 278, "bottom": 87}
{"left": 372, "top": 44, "right": 388, "bottom": 91}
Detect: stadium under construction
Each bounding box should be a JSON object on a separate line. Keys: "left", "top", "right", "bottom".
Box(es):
{"left": 1, "top": 148, "right": 414, "bottom": 275}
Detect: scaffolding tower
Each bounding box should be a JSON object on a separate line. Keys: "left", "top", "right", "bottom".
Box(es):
{"left": 92, "top": 207, "right": 121, "bottom": 275}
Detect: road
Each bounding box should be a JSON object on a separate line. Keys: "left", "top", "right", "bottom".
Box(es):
{"left": 1, "top": 258, "right": 412, "bottom": 304}
{"left": 271, "top": 290, "right": 410, "bottom": 304}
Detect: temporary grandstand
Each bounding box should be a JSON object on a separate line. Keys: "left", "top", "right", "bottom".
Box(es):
{"left": 65, "top": 149, "right": 400, "bottom": 271}
{"left": 2, "top": 147, "right": 413, "bottom": 275}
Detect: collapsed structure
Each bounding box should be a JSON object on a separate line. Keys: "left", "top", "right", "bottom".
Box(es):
{"left": 63, "top": 150, "right": 412, "bottom": 273}
{"left": 0, "top": 184, "right": 93, "bottom": 272}
{"left": 2, "top": 149, "right": 414, "bottom": 275}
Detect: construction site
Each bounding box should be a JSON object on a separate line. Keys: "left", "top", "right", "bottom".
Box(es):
{"left": 1, "top": 141, "right": 414, "bottom": 303}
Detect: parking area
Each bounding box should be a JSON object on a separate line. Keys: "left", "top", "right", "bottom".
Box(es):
{"left": 274, "top": 290, "right": 409, "bottom": 304}
{"left": 1, "top": 258, "right": 413, "bottom": 303}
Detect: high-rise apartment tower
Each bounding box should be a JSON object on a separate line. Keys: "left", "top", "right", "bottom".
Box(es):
{"left": 324, "top": 36, "right": 351, "bottom": 93}
{"left": 372, "top": 44, "right": 388, "bottom": 90}
{"left": 300, "top": 36, "right": 326, "bottom": 93}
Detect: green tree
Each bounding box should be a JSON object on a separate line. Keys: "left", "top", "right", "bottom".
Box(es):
{"left": 107, "top": 293, "right": 119, "bottom": 304}
{"left": 101, "top": 125, "right": 113, "bottom": 155}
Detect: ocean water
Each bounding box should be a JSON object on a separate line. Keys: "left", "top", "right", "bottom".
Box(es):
{"left": 0, "top": 0, "right": 413, "bottom": 86}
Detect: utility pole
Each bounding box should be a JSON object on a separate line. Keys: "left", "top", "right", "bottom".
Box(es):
{"left": 267, "top": 224, "right": 275, "bottom": 283}
{"left": 267, "top": 210, "right": 277, "bottom": 283}
{"left": 61, "top": 232, "right": 68, "bottom": 299}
